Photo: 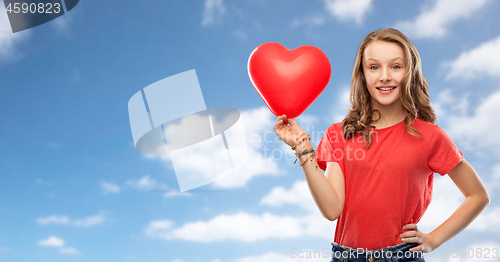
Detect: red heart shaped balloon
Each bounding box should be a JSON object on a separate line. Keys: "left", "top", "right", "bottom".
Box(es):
{"left": 247, "top": 42, "right": 331, "bottom": 119}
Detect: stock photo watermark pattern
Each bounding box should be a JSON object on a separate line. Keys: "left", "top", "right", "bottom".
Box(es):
{"left": 289, "top": 247, "right": 498, "bottom": 260}
{"left": 3, "top": 0, "right": 79, "bottom": 32}
{"left": 128, "top": 69, "right": 248, "bottom": 192}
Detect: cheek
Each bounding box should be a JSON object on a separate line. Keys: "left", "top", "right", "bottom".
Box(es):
{"left": 364, "top": 73, "right": 377, "bottom": 88}
{"left": 395, "top": 72, "right": 405, "bottom": 84}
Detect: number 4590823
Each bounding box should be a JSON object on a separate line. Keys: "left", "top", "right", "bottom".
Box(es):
{"left": 5, "top": 2, "right": 61, "bottom": 14}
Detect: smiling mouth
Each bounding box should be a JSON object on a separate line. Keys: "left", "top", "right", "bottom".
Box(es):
{"left": 376, "top": 87, "right": 396, "bottom": 91}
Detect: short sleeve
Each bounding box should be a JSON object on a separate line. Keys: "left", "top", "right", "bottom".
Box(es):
{"left": 315, "top": 124, "right": 344, "bottom": 172}
{"left": 427, "top": 125, "right": 464, "bottom": 176}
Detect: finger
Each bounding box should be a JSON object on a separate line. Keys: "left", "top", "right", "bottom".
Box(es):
{"left": 409, "top": 244, "right": 429, "bottom": 253}
{"left": 287, "top": 118, "right": 298, "bottom": 126}
{"left": 409, "top": 245, "right": 422, "bottom": 252}
{"left": 401, "top": 236, "right": 421, "bottom": 244}
{"left": 275, "top": 115, "right": 288, "bottom": 125}
{"left": 274, "top": 115, "right": 286, "bottom": 127}
{"left": 403, "top": 224, "right": 417, "bottom": 230}
{"left": 400, "top": 231, "right": 418, "bottom": 238}
{"left": 280, "top": 115, "right": 289, "bottom": 125}
{"left": 275, "top": 114, "right": 286, "bottom": 122}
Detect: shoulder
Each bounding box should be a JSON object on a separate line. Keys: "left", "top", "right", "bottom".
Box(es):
{"left": 411, "top": 118, "right": 439, "bottom": 132}
{"left": 320, "top": 122, "right": 344, "bottom": 144}
{"left": 411, "top": 118, "right": 450, "bottom": 140}
{"left": 325, "top": 122, "right": 343, "bottom": 134}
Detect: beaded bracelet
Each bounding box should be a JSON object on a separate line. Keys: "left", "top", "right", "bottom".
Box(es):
{"left": 292, "top": 134, "right": 319, "bottom": 169}
{"left": 299, "top": 150, "right": 316, "bottom": 166}
{"left": 294, "top": 147, "right": 314, "bottom": 164}
{"left": 291, "top": 132, "right": 310, "bottom": 150}
{"left": 295, "top": 147, "right": 315, "bottom": 157}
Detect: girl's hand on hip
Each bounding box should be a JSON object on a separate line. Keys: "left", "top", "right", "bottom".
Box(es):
{"left": 274, "top": 114, "right": 306, "bottom": 147}
{"left": 400, "top": 223, "right": 437, "bottom": 253}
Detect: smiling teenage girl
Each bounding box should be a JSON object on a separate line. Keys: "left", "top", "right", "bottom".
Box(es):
{"left": 274, "top": 28, "right": 489, "bottom": 262}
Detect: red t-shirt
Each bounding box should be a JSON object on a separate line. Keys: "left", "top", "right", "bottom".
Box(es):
{"left": 315, "top": 118, "right": 463, "bottom": 250}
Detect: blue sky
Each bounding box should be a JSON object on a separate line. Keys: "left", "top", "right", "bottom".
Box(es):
{"left": 1, "top": 0, "right": 500, "bottom": 261}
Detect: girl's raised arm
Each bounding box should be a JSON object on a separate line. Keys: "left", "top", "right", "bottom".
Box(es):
{"left": 274, "top": 115, "right": 345, "bottom": 221}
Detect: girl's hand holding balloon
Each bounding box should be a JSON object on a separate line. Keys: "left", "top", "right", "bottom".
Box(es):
{"left": 274, "top": 114, "right": 307, "bottom": 148}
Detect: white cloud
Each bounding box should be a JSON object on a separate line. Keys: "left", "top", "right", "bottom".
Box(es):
{"left": 331, "top": 87, "right": 351, "bottom": 124}
{"left": 37, "top": 215, "right": 71, "bottom": 225}
{"left": 52, "top": 9, "right": 73, "bottom": 31}
{"left": 468, "top": 206, "right": 500, "bottom": 231}
{"left": 145, "top": 212, "right": 303, "bottom": 242}
{"left": 126, "top": 175, "right": 158, "bottom": 190}
{"left": 487, "top": 164, "right": 500, "bottom": 194}
{"left": 59, "top": 247, "right": 81, "bottom": 255}
{"left": 296, "top": 114, "right": 320, "bottom": 129}
{"left": 163, "top": 190, "right": 192, "bottom": 198}
{"left": 144, "top": 212, "right": 333, "bottom": 243}
{"left": 395, "top": 0, "right": 491, "bottom": 39}
{"left": 210, "top": 151, "right": 280, "bottom": 189}
{"left": 36, "top": 213, "right": 105, "bottom": 227}
{"left": 144, "top": 220, "right": 174, "bottom": 239}
{"left": 38, "top": 236, "right": 64, "bottom": 247}
{"left": 72, "top": 214, "right": 105, "bottom": 227}
{"left": 201, "top": 0, "right": 226, "bottom": 26}
{"left": 101, "top": 181, "right": 121, "bottom": 194}
{"left": 145, "top": 107, "right": 282, "bottom": 189}
{"left": 444, "top": 35, "right": 500, "bottom": 79}
{"left": 433, "top": 89, "right": 470, "bottom": 120}
{"left": 324, "top": 0, "right": 372, "bottom": 25}
{"left": 445, "top": 90, "right": 500, "bottom": 153}
{"left": 210, "top": 107, "right": 282, "bottom": 188}
{"left": 37, "top": 236, "right": 81, "bottom": 255}
{"left": 240, "top": 107, "right": 275, "bottom": 141}
{"left": 36, "top": 178, "right": 52, "bottom": 186}
{"left": 0, "top": 1, "right": 29, "bottom": 60}
{"left": 232, "top": 30, "right": 247, "bottom": 42}
{"left": 291, "top": 15, "right": 326, "bottom": 28}
{"left": 418, "top": 175, "right": 464, "bottom": 233}
{"left": 146, "top": 181, "right": 335, "bottom": 243}
{"left": 260, "top": 180, "right": 316, "bottom": 212}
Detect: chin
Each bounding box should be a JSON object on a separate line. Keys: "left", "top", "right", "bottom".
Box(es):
{"left": 378, "top": 100, "right": 399, "bottom": 106}
{"left": 372, "top": 97, "right": 402, "bottom": 106}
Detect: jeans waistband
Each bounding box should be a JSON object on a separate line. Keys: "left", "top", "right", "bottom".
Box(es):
{"left": 331, "top": 241, "right": 423, "bottom": 259}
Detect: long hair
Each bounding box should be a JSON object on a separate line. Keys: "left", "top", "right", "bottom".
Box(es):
{"left": 342, "top": 28, "right": 436, "bottom": 147}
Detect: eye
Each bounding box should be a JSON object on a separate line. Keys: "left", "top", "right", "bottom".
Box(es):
{"left": 370, "top": 65, "right": 379, "bottom": 70}
{"left": 392, "top": 65, "right": 401, "bottom": 69}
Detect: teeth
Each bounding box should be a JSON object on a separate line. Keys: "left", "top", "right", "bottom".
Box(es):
{"left": 379, "top": 87, "right": 395, "bottom": 91}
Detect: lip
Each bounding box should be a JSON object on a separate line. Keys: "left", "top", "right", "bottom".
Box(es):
{"left": 376, "top": 86, "right": 396, "bottom": 94}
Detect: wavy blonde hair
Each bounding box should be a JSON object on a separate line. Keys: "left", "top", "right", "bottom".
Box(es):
{"left": 342, "top": 28, "right": 436, "bottom": 147}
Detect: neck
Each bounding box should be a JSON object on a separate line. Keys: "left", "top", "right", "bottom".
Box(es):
{"left": 370, "top": 98, "right": 407, "bottom": 127}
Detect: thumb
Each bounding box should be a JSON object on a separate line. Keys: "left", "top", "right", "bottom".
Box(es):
{"left": 287, "top": 118, "right": 298, "bottom": 126}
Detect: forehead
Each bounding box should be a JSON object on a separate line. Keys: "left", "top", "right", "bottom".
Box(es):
{"left": 363, "top": 40, "right": 404, "bottom": 62}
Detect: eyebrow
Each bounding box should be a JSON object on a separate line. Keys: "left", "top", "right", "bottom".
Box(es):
{"left": 365, "top": 57, "right": 404, "bottom": 63}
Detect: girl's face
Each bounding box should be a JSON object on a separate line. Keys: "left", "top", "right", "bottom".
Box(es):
{"left": 362, "top": 40, "right": 405, "bottom": 108}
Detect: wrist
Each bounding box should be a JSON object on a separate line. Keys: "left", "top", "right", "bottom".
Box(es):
{"left": 291, "top": 132, "right": 310, "bottom": 150}
{"left": 294, "top": 140, "right": 312, "bottom": 152}
{"left": 427, "top": 231, "right": 443, "bottom": 250}
{"left": 291, "top": 132, "right": 319, "bottom": 169}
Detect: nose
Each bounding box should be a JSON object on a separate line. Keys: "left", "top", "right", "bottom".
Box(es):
{"left": 380, "top": 67, "right": 392, "bottom": 82}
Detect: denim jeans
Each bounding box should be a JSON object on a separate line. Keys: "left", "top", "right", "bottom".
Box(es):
{"left": 330, "top": 242, "right": 425, "bottom": 262}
